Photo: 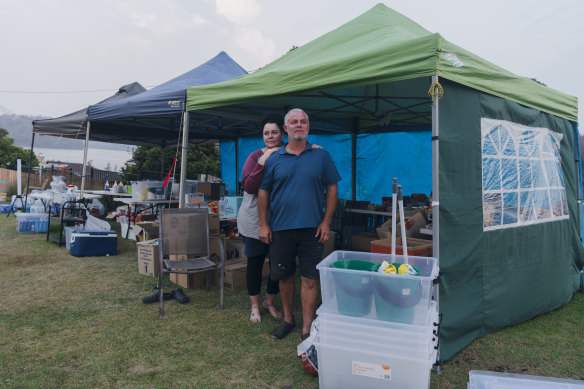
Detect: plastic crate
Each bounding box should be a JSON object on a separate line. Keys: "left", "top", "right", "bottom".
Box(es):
{"left": 317, "top": 251, "right": 438, "bottom": 324}
{"left": 315, "top": 337, "right": 436, "bottom": 389}
{"left": 317, "top": 301, "right": 439, "bottom": 354}
{"left": 15, "top": 213, "right": 48, "bottom": 233}
{"left": 468, "top": 370, "right": 584, "bottom": 388}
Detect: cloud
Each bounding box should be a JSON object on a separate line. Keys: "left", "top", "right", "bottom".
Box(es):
{"left": 233, "top": 27, "right": 276, "bottom": 65}
{"left": 216, "top": 0, "right": 261, "bottom": 24}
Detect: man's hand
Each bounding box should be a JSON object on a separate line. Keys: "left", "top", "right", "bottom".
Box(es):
{"left": 315, "top": 221, "right": 331, "bottom": 244}
{"left": 259, "top": 224, "right": 272, "bottom": 244}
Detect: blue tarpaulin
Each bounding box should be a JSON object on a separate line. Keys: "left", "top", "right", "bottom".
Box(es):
{"left": 220, "top": 131, "right": 431, "bottom": 203}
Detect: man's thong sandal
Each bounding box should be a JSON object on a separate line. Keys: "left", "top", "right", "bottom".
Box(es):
{"left": 271, "top": 319, "right": 296, "bottom": 340}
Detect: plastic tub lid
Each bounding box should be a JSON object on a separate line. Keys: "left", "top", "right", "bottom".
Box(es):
{"left": 469, "top": 370, "right": 584, "bottom": 388}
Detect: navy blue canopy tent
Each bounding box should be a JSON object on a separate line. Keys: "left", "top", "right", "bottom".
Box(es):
{"left": 87, "top": 51, "right": 247, "bottom": 147}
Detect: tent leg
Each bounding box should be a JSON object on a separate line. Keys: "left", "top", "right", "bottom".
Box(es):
{"left": 80, "top": 121, "right": 90, "bottom": 199}
{"left": 352, "top": 118, "right": 358, "bottom": 201}
{"left": 178, "top": 111, "right": 189, "bottom": 208}
{"left": 235, "top": 135, "right": 239, "bottom": 195}
{"left": 24, "top": 133, "right": 35, "bottom": 209}
{"left": 572, "top": 122, "right": 583, "bottom": 241}
{"left": 431, "top": 75, "right": 441, "bottom": 369}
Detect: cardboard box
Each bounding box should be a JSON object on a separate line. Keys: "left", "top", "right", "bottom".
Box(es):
{"left": 351, "top": 231, "right": 379, "bottom": 252}
{"left": 197, "top": 182, "right": 223, "bottom": 201}
{"left": 135, "top": 214, "right": 157, "bottom": 222}
{"left": 167, "top": 234, "right": 226, "bottom": 289}
{"left": 137, "top": 239, "right": 160, "bottom": 277}
{"left": 208, "top": 213, "right": 220, "bottom": 235}
{"left": 376, "top": 209, "right": 427, "bottom": 239}
{"left": 222, "top": 196, "right": 243, "bottom": 217}
{"left": 132, "top": 222, "right": 159, "bottom": 241}
{"left": 170, "top": 271, "right": 214, "bottom": 289}
{"left": 322, "top": 231, "right": 337, "bottom": 259}
{"left": 211, "top": 257, "right": 271, "bottom": 291}
{"left": 370, "top": 237, "right": 433, "bottom": 257}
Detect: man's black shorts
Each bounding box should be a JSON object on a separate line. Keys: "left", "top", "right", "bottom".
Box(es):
{"left": 268, "top": 227, "right": 324, "bottom": 281}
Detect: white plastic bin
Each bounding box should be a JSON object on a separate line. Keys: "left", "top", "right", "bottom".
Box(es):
{"left": 317, "top": 301, "right": 439, "bottom": 353}
{"left": 317, "top": 251, "right": 438, "bottom": 324}
{"left": 468, "top": 370, "right": 584, "bottom": 388}
{"left": 315, "top": 337, "right": 436, "bottom": 389}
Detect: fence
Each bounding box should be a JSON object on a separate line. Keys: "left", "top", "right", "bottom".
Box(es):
{"left": 0, "top": 165, "right": 122, "bottom": 197}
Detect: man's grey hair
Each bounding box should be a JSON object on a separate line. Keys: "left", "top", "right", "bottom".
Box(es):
{"left": 284, "top": 108, "right": 310, "bottom": 126}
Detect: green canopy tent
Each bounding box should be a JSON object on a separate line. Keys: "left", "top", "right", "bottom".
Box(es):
{"left": 185, "top": 3, "right": 583, "bottom": 362}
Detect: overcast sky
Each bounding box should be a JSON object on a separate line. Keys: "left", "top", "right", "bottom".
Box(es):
{"left": 1, "top": 0, "right": 583, "bottom": 131}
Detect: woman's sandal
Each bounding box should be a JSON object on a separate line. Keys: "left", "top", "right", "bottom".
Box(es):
{"left": 271, "top": 317, "right": 296, "bottom": 339}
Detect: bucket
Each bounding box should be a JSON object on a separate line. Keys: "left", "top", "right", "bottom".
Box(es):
{"left": 331, "top": 259, "right": 376, "bottom": 317}
{"left": 373, "top": 263, "right": 422, "bottom": 323}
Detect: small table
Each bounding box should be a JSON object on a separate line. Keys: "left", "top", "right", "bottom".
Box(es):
{"left": 84, "top": 190, "right": 132, "bottom": 197}
{"left": 114, "top": 198, "right": 179, "bottom": 238}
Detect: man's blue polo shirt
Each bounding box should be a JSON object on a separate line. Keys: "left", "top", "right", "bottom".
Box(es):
{"left": 259, "top": 142, "right": 341, "bottom": 232}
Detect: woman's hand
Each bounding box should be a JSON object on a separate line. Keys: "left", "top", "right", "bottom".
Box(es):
{"left": 312, "top": 144, "right": 323, "bottom": 149}
{"left": 257, "top": 147, "right": 279, "bottom": 165}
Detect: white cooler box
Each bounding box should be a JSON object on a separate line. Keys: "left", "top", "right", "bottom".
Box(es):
{"left": 70, "top": 230, "right": 117, "bottom": 257}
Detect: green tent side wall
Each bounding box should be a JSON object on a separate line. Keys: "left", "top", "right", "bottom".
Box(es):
{"left": 438, "top": 79, "right": 584, "bottom": 360}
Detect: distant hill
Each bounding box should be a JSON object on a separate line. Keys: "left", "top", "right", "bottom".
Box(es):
{"left": 0, "top": 114, "right": 132, "bottom": 151}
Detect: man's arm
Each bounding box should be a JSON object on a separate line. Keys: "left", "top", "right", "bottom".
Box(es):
{"left": 258, "top": 189, "right": 272, "bottom": 244}
{"left": 315, "top": 183, "right": 338, "bottom": 243}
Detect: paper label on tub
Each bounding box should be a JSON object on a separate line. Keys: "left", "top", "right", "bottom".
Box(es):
{"left": 352, "top": 360, "right": 391, "bottom": 381}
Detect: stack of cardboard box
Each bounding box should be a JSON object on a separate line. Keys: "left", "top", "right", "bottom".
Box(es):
{"left": 348, "top": 209, "right": 433, "bottom": 255}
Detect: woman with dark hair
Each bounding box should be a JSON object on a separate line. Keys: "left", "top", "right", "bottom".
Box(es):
{"left": 237, "top": 113, "right": 285, "bottom": 323}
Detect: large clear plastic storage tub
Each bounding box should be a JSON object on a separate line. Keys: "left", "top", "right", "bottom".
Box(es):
{"left": 317, "top": 301, "right": 439, "bottom": 353}
{"left": 317, "top": 250, "right": 439, "bottom": 324}
{"left": 315, "top": 337, "right": 436, "bottom": 389}
{"left": 468, "top": 370, "right": 584, "bottom": 388}
{"left": 16, "top": 213, "right": 49, "bottom": 233}
{"left": 131, "top": 181, "right": 167, "bottom": 201}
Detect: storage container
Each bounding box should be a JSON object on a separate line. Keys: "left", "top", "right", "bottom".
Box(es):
{"left": 317, "top": 301, "right": 439, "bottom": 353}
{"left": 317, "top": 251, "right": 438, "bottom": 324}
{"left": 131, "top": 181, "right": 167, "bottom": 201}
{"left": 468, "top": 370, "right": 584, "bottom": 388}
{"left": 15, "top": 213, "right": 49, "bottom": 233}
{"left": 315, "top": 337, "right": 436, "bottom": 389}
{"left": 69, "top": 230, "right": 117, "bottom": 257}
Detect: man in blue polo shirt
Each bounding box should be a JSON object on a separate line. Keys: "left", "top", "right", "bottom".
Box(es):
{"left": 258, "top": 108, "right": 341, "bottom": 341}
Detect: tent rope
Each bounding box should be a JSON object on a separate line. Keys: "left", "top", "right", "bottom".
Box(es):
{"left": 428, "top": 81, "right": 444, "bottom": 107}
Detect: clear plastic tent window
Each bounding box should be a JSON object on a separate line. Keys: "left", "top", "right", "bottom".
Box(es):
{"left": 481, "top": 118, "right": 568, "bottom": 231}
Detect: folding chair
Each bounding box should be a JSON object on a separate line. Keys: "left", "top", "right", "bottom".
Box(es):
{"left": 157, "top": 208, "right": 225, "bottom": 316}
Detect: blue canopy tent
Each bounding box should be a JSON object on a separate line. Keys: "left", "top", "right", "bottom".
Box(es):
{"left": 85, "top": 51, "right": 247, "bottom": 202}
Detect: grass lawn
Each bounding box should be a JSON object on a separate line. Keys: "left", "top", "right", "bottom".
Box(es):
{"left": 0, "top": 212, "right": 582, "bottom": 388}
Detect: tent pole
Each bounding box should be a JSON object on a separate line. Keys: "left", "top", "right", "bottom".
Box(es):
{"left": 160, "top": 140, "right": 166, "bottom": 181}
{"left": 572, "top": 122, "right": 583, "bottom": 240}
{"left": 80, "top": 121, "right": 90, "bottom": 199}
{"left": 235, "top": 136, "right": 239, "bottom": 195}
{"left": 178, "top": 111, "right": 189, "bottom": 208}
{"left": 351, "top": 117, "right": 358, "bottom": 201}
{"left": 24, "top": 132, "right": 35, "bottom": 209}
{"left": 430, "top": 75, "right": 441, "bottom": 372}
